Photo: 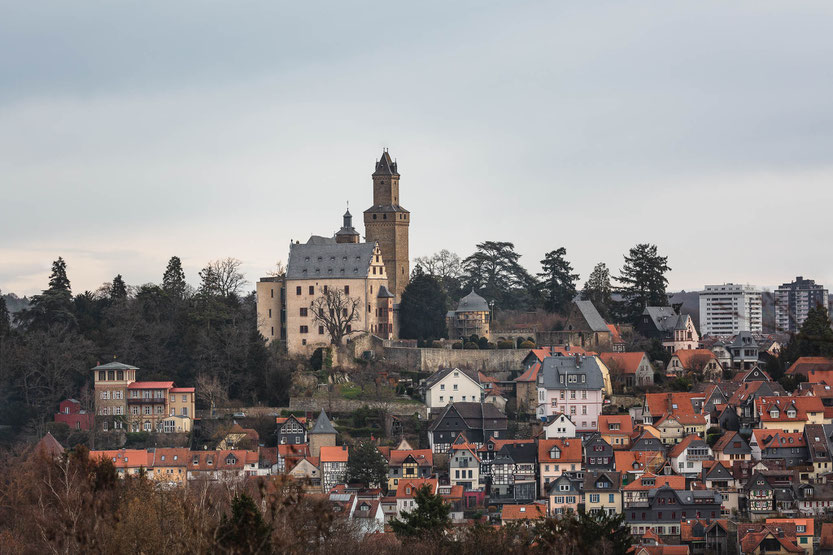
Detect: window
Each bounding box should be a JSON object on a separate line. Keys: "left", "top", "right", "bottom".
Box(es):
{"left": 344, "top": 286, "right": 350, "bottom": 294}
{"left": 296, "top": 286, "right": 301, "bottom": 295}
{"left": 590, "top": 494, "right": 599, "bottom": 503}
{"left": 308, "top": 286, "right": 314, "bottom": 295}
{"left": 300, "top": 308, "right": 308, "bottom": 317}
{"left": 318, "top": 325, "right": 324, "bottom": 334}
{"left": 300, "top": 325, "right": 309, "bottom": 334}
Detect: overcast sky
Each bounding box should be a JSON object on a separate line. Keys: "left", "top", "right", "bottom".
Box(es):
{"left": 3, "top": 1, "right": 833, "bottom": 297}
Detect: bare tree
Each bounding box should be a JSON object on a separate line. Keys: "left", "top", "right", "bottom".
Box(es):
{"left": 415, "top": 249, "right": 462, "bottom": 282}
{"left": 199, "top": 258, "right": 246, "bottom": 297}
{"left": 196, "top": 374, "right": 229, "bottom": 416}
{"left": 309, "top": 287, "right": 361, "bottom": 346}
{"left": 266, "top": 260, "right": 286, "bottom": 278}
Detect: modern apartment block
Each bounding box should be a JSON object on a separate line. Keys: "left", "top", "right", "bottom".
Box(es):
{"left": 774, "top": 276, "right": 829, "bottom": 333}
{"left": 699, "top": 284, "right": 762, "bottom": 336}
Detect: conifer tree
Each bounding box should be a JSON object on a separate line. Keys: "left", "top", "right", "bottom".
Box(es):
{"left": 582, "top": 262, "right": 613, "bottom": 318}
{"left": 390, "top": 484, "right": 451, "bottom": 541}
{"left": 162, "top": 256, "right": 187, "bottom": 299}
{"left": 19, "top": 257, "right": 77, "bottom": 330}
{"left": 399, "top": 266, "right": 448, "bottom": 340}
{"left": 538, "top": 247, "right": 579, "bottom": 314}
{"left": 109, "top": 274, "right": 128, "bottom": 300}
{"left": 345, "top": 440, "right": 389, "bottom": 489}
{"left": 0, "top": 290, "right": 10, "bottom": 337}
{"left": 617, "top": 244, "right": 670, "bottom": 323}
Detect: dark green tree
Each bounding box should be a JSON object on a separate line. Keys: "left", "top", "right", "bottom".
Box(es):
{"left": 538, "top": 247, "right": 579, "bottom": 314}
{"left": 462, "top": 241, "right": 537, "bottom": 310}
{"left": 534, "top": 509, "right": 633, "bottom": 555}
{"left": 782, "top": 304, "right": 833, "bottom": 362}
{"left": 18, "top": 257, "right": 77, "bottom": 331}
{"left": 390, "top": 484, "right": 451, "bottom": 541}
{"left": 399, "top": 266, "right": 448, "bottom": 340}
{"left": 216, "top": 493, "right": 271, "bottom": 554}
{"left": 162, "top": 256, "right": 187, "bottom": 299}
{"left": 617, "top": 244, "right": 670, "bottom": 323}
{"left": 0, "top": 291, "right": 10, "bottom": 337}
{"left": 345, "top": 440, "right": 389, "bottom": 489}
{"left": 109, "top": 274, "right": 128, "bottom": 300}
{"left": 582, "top": 262, "right": 613, "bottom": 318}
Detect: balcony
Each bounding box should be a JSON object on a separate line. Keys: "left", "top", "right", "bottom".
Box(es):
{"left": 127, "top": 397, "right": 167, "bottom": 404}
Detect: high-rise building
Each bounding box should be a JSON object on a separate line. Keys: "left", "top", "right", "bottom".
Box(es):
{"left": 699, "top": 284, "right": 762, "bottom": 336}
{"left": 774, "top": 276, "right": 829, "bottom": 332}
{"left": 364, "top": 149, "right": 410, "bottom": 300}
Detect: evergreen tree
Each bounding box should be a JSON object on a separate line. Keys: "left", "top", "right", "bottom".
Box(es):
{"left": 538, "top": 247, "right": 579, "bottom": 314}
{"left": 462, "top": 241, "right": 537, "bottom": 310}
{"left": 345, "top": 440, "right": 389, "bottom": 489}
{"left": 617, "top": 244, "right": 670, "bottom": 323}
{"left": 399, "top": 266, "right": 448, "bottom": 340}
{"left": 782, "top": 304, "right": 833, "bottom": 361}
{"left": 390, "top": 484, "right": 451, "bottom": 541}
{"left": 216, "top": 493, "right": 271, "bottom": 553}
{"left": 582, "top": 262, "right": 613, "bottom": 318}
{"left": 109, "top": 274, "right": 128, "bottom": 300}
{"left": 0, "top": 291, "right": 10, "bottom": 337}
{"left": 163, "top": 256, "right": 187, "bottom": 299}
{"left": 18, "top": 257, "right": 77, "bottom": 331}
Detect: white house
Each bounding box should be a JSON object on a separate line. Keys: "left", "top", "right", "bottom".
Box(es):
{"left": 543, "top": 413, "right": 577, "bottom": 439}
{"left": 668, "top": 434, "right": 713, "bottom": 477}
{"left": 449, "top": 443, "right": 481, "bottom": 490}
{"left": 423, "top": 367, "right": 483, "bottom": 415}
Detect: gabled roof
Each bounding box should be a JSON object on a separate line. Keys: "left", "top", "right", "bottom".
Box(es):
{"left": 574, "top": 300, "right": 610, "bottom": 332}
{"left": 428, "top": 402, "right": 507, "bottom": 432}
{"left": 644, "top": 392, "right": 702, "bottom": 418}
{"left": 642, "top": 307, "right": 685, "bottom": 333}
{"left": 538, "top": 438, "right": 581, "bottom": 463}
{"left": 757, "top": 395, "right": 824, "bottom": 422}
{"left": 311, "top": 410, "right": 338, "bottom": 435}
{"left": 672, "top": 349, "right": 718, "bottom": 370}
{"left": 423, "top": 367, "right": 481, "bottom": 390}
{"left": 738, "top": 522, "right": 803, "bottom": 553}
{"left": 388, "top": 449, "right": 433, "bottom": 467}
{"left": 395, "top": 478, "right": 438, "bottom": 499}
{"left": 539, "top": 355, "right": 605, "bottom": 391}
{"left": 583, "top": 470, "right": 621, "bottom": 491}
{"left": 286, "top": 241, "right": 377, "bottom": 280}
{"left": 787, "top": 356, "right": 833, "bottom": 376}
{"left": 668, "top": 434, "right": 709, "bottom": 458}
{"left": 751, "top": 430, "right": 807, "bottom": 450}
{"left": 127, "top": 381, "right": 174, "bottom": 389}
{"left": 622, "top": 472, "right": 685, "bottom": 491}
{"left": 680, "top": 519, "right": 728, "bottom": 542}
{"left": 702, "top": 460, "right": 733, "bottom": 481}
{"left": 495, "top": 442, "right": 537, "bottom": 464}
{"left": 712, "top": 431, "right": 751, "bottom": 455}
{"left": 319, "top": 445, "right": 349, "bottom": 463}
{"left": 33, "top": 432, "right": 64, "bottom": 459}
{"left": 515, "top": 361, "right": 541, "bottom": 383}
{"left": 598, "top": 352, "right": 648, "bottom": 375}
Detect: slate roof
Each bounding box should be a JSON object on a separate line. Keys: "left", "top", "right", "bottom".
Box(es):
{"left": 494, "top": 442, "right": 537, "bottom": 464}
{"left": 91, "top": 361, "right": 139, "bottom": 371}
{"left": 424, "top": 367, "right": 481, "bottom": 390}
{"left": 642, "top": 307, "right": 686, "bottom": 333}
{"left": 427, "top": 402, "right": 507, "bottom": 432}
{"left": 311, "top": 410, "right": 338, "bottom": 435}
{"left": 372, "top": 150, "right": 399, "bottom": 176}
{"left": 713, "top": 431, "right": 751, "bottom": 455}
{"left": 574, "top": 300, "right": 609, "bottom": 332}
{"left": 453, "top": 289, "right": 489, "bottom": 313}
{"left": 583, "top": 470, "right": 621, "bottom": 492}
{"left": 286, "top": 241, "right": 377, "bottom": 280}
{"left": 539, "top": 355, "right": 605, "bottom": 391}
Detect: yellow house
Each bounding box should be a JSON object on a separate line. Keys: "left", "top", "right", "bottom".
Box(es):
{"left": 756, "top": 396, "right": 825, "bottom": 434}
{"left": 148, "top": 448, "right": 189, "bottom": 486}
{"left": 583, "top": 470, "right": 621, "bottom": 516}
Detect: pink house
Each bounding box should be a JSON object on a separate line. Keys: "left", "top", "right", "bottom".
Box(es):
{"left": 536, "top": 355, "right": 606, "bottom": 433}
{"left": 54, "top": 399, "right": 94, "bottom": 431}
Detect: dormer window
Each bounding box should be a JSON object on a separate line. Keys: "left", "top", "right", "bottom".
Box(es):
{"left": 550, "top": 448, "right": 561, "bottom": 459}
{"left": 770, "top": 409, "right": 779, "bottom": 418}
{"left": 786, "top": 409, "right": 796, "bottom": 418}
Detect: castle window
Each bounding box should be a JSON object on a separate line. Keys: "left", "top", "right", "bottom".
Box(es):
{"left": 300, "top": 308, "right": 308, "bottom": 317}
{"left": 383, "top": 214, "right": 387, "bottom": 219}
{"left": 300, "top": 326, "right": 308, "bottom": 334}
{"left": 296, "top": 286, "right": 301, "bottom": 295}
{"left": 308, "top": 286, "right": 314, "bottom": 295}
{"left": 319, "top": 326, "right": 324, "bottom": 334}
{"left": 344, "top": 286, "right": 350, "bottom": 294}
{"left": 373, "top": 214, "right": 377, "bottom": 220}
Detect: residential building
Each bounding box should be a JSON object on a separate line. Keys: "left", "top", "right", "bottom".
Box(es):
{"left": 449, "top": 443, "right": 481, "bottom": 490}
{"left": 765, "top": 519, "right": 814, "bottom": 553}
{"left": 680, "top": 519, "right": 729, "bottom": 555}
{"left": 54, "top": 399, "right": 94, "bottom": 431}
{"left": 446, "top": 289, "right": 490, "bottom": 340}
{"left": 598, "top": 351, "right": 654, "bottom": 389}
{"left": 624, "top": 486, "right": 722, "bottom": 537}
{"left": 536, "top": 354, "right": 607, "bottom": 431}
{"left": 477, "top": 438, "right": 531, "bottom": 483}
{"left": 583, "top": 434, "right": 615, "bottom": 471}
{"left": 423, "top": 367, "right": 484, "bottom": 413}
{"left": 667, "top": 434, "right": 712, "bottom": 477}
{"left": 147, "top": 448, "right": 189, "bottom": 486}
{"left": 395, "top": 478, "right": 438, "bottom": 518}
{"left": 541, "top": 413, "right": 577, "bottom": 439}
{"left": 699, "top": 283, "right": 763, "bottom": 336}
{"left": 637, "top": 306, "right": 699, "bottom": 353}
{"left": 775, "top": 275, "right": 829, "bottom": 333}
{"left": 622, "top": 473, "right": 685, "bottom": 508}
{"left": 750, "top": 430, "right": 809, "bottom": 468}
{"left": 712, "top": 431, "right": 752, "bottom": 463}
{"left": 489, "top": 442, "right": 538, "bottom": 503}
{"left": 500, "top": 503, "right": 546, "bottom": 525}
{"left": 92, "top": 361, "right": 138, "bottom": 432}
{"left": 583, "top": 470, "right": 621, "bottom": 516}
{"left": 726, "top": 331, "right": 760, "bottom": 371}
{"left": 538, "top": 300, "right": 616, "bottom": 351}
{"left": 186, "top": 450, "right": 259, "bottom": 483}
{"left": 755, "top": 396, "right": 825, "bottom": 434}
{"left": 787, "top": 356, "right": 833, "bottom": 383}
{"left": 598, "top": 414, "right": 634, "bottom": 448}
{"left": 538, "top": 438, "right": 582, "bottom": 497}
{"left": 736, "top": 522, "right": 804, "bottom": 554}
{"left": 319, "top": 445, "right": 349, "bottom": 492}
{"left": 547, "top": 474, "right": 582, "bottom": 516}
{"left": 427, "top": 402, "right": 508, "bottom": 453}
{"left": 666, "top": 349, "right": 723, "bottom": 381}
{"left": 276, "top": 415, "right": 308, "bottom": 445}
{"left": 701, "top": 461, "right": 740, "bottom": 515}
{"left": 386, "top": 448, "right": 433, "bottom": 490}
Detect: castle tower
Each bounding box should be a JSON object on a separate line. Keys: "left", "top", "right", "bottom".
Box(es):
{"left": 364, "top": 149, "right": 409, "bottom": 299}
{"left": 335, "top": 207, "right": 360, "bottom": 244}
{"left": 309, "top": 409, "right": 337, "bottom": 458}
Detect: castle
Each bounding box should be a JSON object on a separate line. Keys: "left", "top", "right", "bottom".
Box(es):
{"left": 257, "top": 150, "right": 410, "bottom": 354}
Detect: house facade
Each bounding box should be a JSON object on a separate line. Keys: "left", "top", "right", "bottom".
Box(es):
{"left": 536, "top": 354, "right": 606, "bottom": 432}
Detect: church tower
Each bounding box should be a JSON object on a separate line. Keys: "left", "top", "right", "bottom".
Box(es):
{"left": 364, "top": 149, "right": 409, "bottom": 299}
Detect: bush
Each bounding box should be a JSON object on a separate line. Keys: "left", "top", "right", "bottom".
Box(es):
{"left": 464, "top": 342, "right": 480, "bottom": 350}
{"left": 452, "top": 342, "right": 463, "bottom": 349}
{"left": 497, "top": 340, "right": 514, "bottom": 349}
{"left": 477, "top": 336, "right": 489, "bottom": 349}
{"left": 124, "top": 432, "right": 150, "bottom": 447}
{"left": 486, "top": 342, "right": 497, "bottom": 350}
{"left": 520, "top": 340, "right": 535, "bottom": 349}
{"left": 340, "top": 384, "right": 362, "bottom": 400}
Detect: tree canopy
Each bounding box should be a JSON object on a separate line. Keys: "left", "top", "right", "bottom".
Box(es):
{"left": 581, "top": 262, "right": 613, "bottom": 319}
{"left": 462, "top": 241, "right": 537, "bottom": 310}
{"left": 345, "top": 440, "right": 389, "bottom": 489}
{"left": 617, "top": 244, "right": 670, "bottom": 323}
{"left": 781, "top": 304, "right": 833, "bottom": 363}
{"left": 399, "top": 267, "right": 448, "bottom": 341}
{"left": 390, "top": 484, "right": 451, "bottom": 542}
{"left": 537, "top": 247, "right": 578, "bottom": 314}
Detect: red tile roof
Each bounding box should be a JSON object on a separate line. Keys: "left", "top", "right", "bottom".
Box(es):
{"left": 598, "top": 414, "right": 634, "bottom": 436}
{"left": 395, "top": 478, "right": 438, "bottom": 499}
{"left": 91, "top": 449, "right": 153, "bottom": 468}
{"left": 756, "top": 396, "right": 824, "bottom": 422}
{"left": 169, "top": 387, "right": 194, "bottom": 393}
{"left": 787, "top": 356, "right": 833, "bottom": 376}
{"left": 127, "top": 381, "right": 174, "bottom": 389}
{"left": 668, "top": 434, "right": 706, "bottom": 458}
{"left": 622, "top": 472, "right": 685, "bottom": 491}
{"left": 599, "top": 352, "right": 647, "bottom": 375}
{"left": 388, "top": 449, "right": 433, "bottom": 467}
{"left": 673, "top": 349, "right": 718, "bottom": 370}
{"left": 766, "top": 518, "right": 814, "bottom": 537}
{"left": 538, "top": 438, "right": 582, "bottom": 463}
{"left": 187, "top": 450, "right": 259, "bottom": 471}
{"left": 515, "top": 361, "right": 541, "bottom": 383}
{"left": 319, "top": 445, "right": 349, "bottom": 463}
{"left": 501, "top": 503, "right": 546, "bottom": 520}
{"left": 752, "top": 430, "right": 807, "bottom": 449}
